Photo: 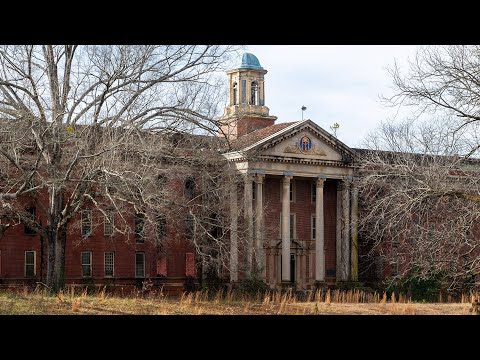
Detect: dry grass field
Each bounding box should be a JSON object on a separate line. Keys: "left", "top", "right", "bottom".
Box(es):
{"left": 0, "top": 287, "right": 477, "bottom": 315}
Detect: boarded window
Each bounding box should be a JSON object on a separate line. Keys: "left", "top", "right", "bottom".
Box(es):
{"left": 156, "top": 256, "right": 167, "bottom": 277}
{"left": 135, "top": 252, "right": 145, "bottom": 278}
{"left": 104, "top": 252, "right": 114, "bottom": 277}
{"left": 25, "top": 251, "right": 36, "bottom": 277}
{"left": 81, "top": 209, "right": 92, "bottom": 236}
{"left": 185, "top": 253, "right": 195, "bottom": 277}
{"left": 81, "top": 251, "right": 92, "bottom": 277}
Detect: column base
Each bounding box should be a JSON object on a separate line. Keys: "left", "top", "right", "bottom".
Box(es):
{"left": 281, "top": 281, "right": 294, "bottom": 290}
{"left": 314, "top": 281, "right": 328, "bottom": 291}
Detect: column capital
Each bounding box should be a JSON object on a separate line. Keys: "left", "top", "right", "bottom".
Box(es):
{"left": 243, "top": 173, "right": 254, "bottom": 183}
{"left": 282, "top": 174, "right": 293, "bottom": 185}
{"left": 316, "top": 175, "right": 326, "bottom": 188}
{"left": 254, "top": 173, "right": 265, "bottom": 184}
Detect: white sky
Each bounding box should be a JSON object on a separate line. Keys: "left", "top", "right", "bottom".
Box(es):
{"left": 246, "top": 45, "right": 419, "bottom": 148}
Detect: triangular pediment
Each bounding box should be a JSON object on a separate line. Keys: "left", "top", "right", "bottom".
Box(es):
{"left": 241, "top": 120, "right": 354, "bottom": 163}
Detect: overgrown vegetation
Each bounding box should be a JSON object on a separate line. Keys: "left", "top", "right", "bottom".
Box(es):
{"left": 0, "top": 286, "right": 477, "bottom": 315}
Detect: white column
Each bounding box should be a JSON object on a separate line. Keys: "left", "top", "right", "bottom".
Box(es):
{"left": 351, "top": 180, "right": 359, "bottom": 282}
{"left": 254, "top": 173, "right": 265, "bottom": 279}
{"left": 244, "top": 173, "right": 254, "bottom": 277}
{"left": 229, "top": 180, "right": 238, "bottom": 282}
{"left": 315, "top": 176, "right": 326, "bottom": 282}
{"left": 336, "top": 181, "right": 343, "bottom": 281}
{"left": 281, "top": 175, "right": 292, "bottom": 282}
{"left": 342, "top": 178, "right": 351, "bottom": 280}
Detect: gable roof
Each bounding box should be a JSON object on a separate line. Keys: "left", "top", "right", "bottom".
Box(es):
{"left": 225, "top": 119, "right": 354, "bottom": 162}
{"left": 228, "top": 122, "right": 298, "bottom": 151}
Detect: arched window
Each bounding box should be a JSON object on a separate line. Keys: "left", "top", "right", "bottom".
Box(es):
{"left": 185, "top": 177, "right": 195, "bottom": 199}
{"left": 251, "top": 81, "right": 258, "bottom": 105}
{"left": 232, "top": 82, "right": 238, "bottom": 105}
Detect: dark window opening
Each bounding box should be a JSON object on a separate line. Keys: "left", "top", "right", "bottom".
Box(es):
{"left": 311, "top": 182, "right": 316, "bottom": 202}
{"left": 24, "top": 206, "right": 36, "bottom": 235}
{"left": 156, "top": 214, "right": 166, "bottom": 241}
{"left": 251, "top": 81, "right": 258, "bottom": 105}
{"left": 135, "top": 213, "right": 145, "bottom": 243}
{"left": 185, "top": 177, "right": 195, "bottom": 199}
{"left": 136, "top": 252, "right": 145, "bottom": 278}
{"left": 81, "top": 251, "right": 92, "bottom": 277}
{"left": 25, "top": 251, "right": 35, "bottom": 277}
{"left": 185, "top": 214, "right": 194, "bottom": 240}
{"left": 233, "top": 82, "right": 238, "bottom": 105}
{"left": 81, "top": 209, "right": 92, "bottom": 236}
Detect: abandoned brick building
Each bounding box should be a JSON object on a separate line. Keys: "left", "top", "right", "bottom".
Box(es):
{"left": 0, "top": 53, "right": 441, "bottom": 292}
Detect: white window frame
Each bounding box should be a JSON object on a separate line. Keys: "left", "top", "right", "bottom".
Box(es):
{"left": 81, "top": 251, "right": 92, "bottom": 278}
{"left": 104, "top": 252, "right": 114, "bottom": 277}
{"left": 81, "top": 209, "right": 92, "bottom": 237}
{"left": 135, "top": 252, "right": 145, "bottom": 278}
{"left": 25, "top": 250, "right": 36, "bottom": 277}
{"left": 104, "top": 210, "right": 114, "bottom": 236}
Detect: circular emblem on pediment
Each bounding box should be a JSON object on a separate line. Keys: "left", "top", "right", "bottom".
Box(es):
{"left": 299, "top": 136, "right": 312, "bottom": 151}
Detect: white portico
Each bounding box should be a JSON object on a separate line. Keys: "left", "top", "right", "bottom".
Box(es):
{"left": 220, "top": 53, "right": 358, "bottom": 289}
{"left": 223, "top": 120, "right": 358, "bottom": 289}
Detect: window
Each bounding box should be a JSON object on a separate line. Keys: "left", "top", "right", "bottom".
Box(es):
{"left": 290, "top": 214, "right": 295, "bottom": 240}
{"left": 104, "top": 252, "right": 114, "bottom": 277}
{"left": 104, "top": 210, "right": 114, "bottom": 236}
{"left": 185, "top": 214, "right": 194, "bottom": 239}
{"left": 25, "top": 251, "right": 36, "bottom": 277}
{"left": 311, "top": 182, "right": 316, "bottom": 203}
{"left": 156, "top": 213, "right": 166, "bottom": 241}
{"left": 312, "top": 215, "right": 316, "bottom": 240}
{"left": 134, "top": 213, "right": 145, "bottom": 243}
{"left": 81, "top": 251, "right": 92, "bottom": 277}
{"left": 252, "top": 181, "right": 256, "bottom": 201}
{"left": 81, "top": 209, "right": 92, "bottom": 236}
{"left": 241, "top": 80, "right": 246, "bottom": 104}
{"left": 290, "top": 182, "right": 294, "bottom": 202}
{"left": 251, "top": 81, "right": 258, "bottom": 105}
{"left": 135, "top": 252, "right": 145, "bottom": 278}
{"left": 24, "top": 206, "right": 36, "bottom": 235}
{"left": 185, "top": 177, "right": 195, "bottom": 199}
{"left": 232, "top": 82, "right": 238, "bottom": 105}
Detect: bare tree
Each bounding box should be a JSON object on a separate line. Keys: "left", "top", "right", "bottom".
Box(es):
{"left": 0, "top": 45, "right": 241, "bottom": 291}
{"left": 358, "top": 45, "right": 480, "bottom": 291}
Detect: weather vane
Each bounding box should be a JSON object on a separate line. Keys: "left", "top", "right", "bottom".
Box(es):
{"left": 301, "top": 105, "right": 307, "bottom": 120}
{"left": 330, "top": 122, "right": 340, "bottom": 137}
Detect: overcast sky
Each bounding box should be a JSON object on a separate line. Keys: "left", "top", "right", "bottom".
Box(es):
{"left": 246, "top": 45, "right": 419, "bottom": 148}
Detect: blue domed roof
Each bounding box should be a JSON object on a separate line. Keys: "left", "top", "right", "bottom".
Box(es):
{"left": 239, "top": 53, "right": 264, "bottom": 70}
